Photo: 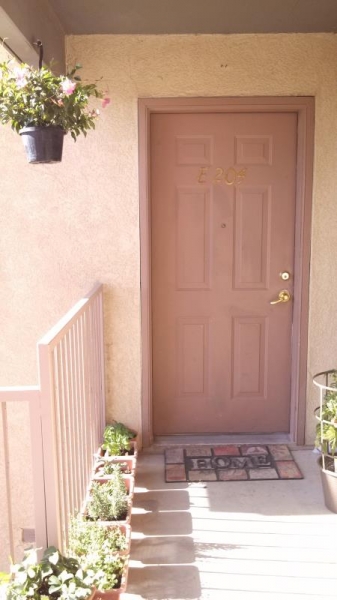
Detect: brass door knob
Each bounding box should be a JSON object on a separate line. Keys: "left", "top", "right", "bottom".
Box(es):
{"left": 270, "top": 290, "right": 291, "bottom": 305}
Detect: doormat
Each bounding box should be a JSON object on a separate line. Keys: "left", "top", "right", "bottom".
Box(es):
{"left": 165, "top": 445, "right": 303, "bottom": 482}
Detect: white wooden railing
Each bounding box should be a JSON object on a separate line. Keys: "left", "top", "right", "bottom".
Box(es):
{"left": 0, "top": 283, "right": 105, "bottom": 560}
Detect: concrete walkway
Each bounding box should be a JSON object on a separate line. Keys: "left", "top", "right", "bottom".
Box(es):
{"left": 125, "top": 449, "right": 337, "bottom": 600}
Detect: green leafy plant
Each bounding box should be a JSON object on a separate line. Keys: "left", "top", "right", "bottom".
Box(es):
{"left": 86, "top": 477, "right": 128, "bottom": 522}
{"left": 315, "top": 371, "right": 337, "bottom": 460}
{"left": 68, "top": 516, "right": 126, "bottom": 591}
{"left": 0, "top": 61, "right": 108, "bottom": 140}
{"left": 5, "top": 547, "right": 93, "bottom": 600}
{"left": 102, "top": 422, "right": 135, "bottom": 456}
{"left": 109, "top": 422, "right": 135, "bottom": 440}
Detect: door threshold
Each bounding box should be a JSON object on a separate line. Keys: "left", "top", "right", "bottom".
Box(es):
{"left": 153, "top": 433, "right": 293, "bottom": 447}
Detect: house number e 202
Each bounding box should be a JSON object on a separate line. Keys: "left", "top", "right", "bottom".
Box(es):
{"left": 197, "top": 166, "right": 247, "bottom": 186}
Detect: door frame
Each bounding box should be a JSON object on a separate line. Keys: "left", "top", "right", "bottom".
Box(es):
{"left": 138, "top": 96, "right": 314, "bottom": 447}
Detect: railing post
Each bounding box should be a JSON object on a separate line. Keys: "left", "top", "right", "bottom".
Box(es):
{"left": 98, "top": 290, "right": 106, "bottom": 438}
{"left": 29, "top": 390, "right": 48, "bottom": 553}
{"left": 38, "top": 344, "right": 62, "bottom": 548}
{"left": 1, "top": 402, "right": 15, "bottom": 559}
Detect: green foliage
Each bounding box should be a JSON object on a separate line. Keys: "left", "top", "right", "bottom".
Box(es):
{"left": 95, "top": 459, "right": 131, "bottom": 476}
{"left": 0, "top": 61, "right": 104, "bottom": 140}
{"left": 315, "top": 371, "right": 337, "bottom": 456}
{"left": 68, "top": 516, "right": 126, "bottom": 590}
{"left": 86, "top": 476, "right": 128, "bottom": 522}
{"left": 102, "top": 422, "right": 135, "bottom": 456}
{"left": 5, "top": 547, "right": 93, "bottom": 600}
{"left": 0, "top": 572, "right": 11, "bottom": 600}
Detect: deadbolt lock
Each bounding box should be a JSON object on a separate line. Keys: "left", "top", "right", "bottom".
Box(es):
{"left": 280, "top": 271, "right": 290, "bottom": 281}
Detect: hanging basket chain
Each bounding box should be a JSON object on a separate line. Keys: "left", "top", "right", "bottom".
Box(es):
{"left": 34, "top": 39, "right": 43, "bottom": 70}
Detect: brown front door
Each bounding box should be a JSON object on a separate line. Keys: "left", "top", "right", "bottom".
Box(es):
{"left": 151, "top": 111, "right": 297, "bottom": 434}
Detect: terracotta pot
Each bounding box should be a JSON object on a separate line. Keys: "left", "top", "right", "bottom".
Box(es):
{"left": 20, "top": 126, "right": 65, "bottom": 163}
{"left": 99, "top": 440, "right": 138, "bottom": 460}
{"left": 318, "top": 457, "right": 337, "bottom": 513}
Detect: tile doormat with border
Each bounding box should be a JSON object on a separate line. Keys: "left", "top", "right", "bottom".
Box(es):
{"left": 165, "top": 445, "right": 303, "bottom": 482}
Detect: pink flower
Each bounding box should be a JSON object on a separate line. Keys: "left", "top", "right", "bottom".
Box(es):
{"left": 13, "top": 66, "right": 29, "bottom": 88}
{"left": 101, "top": 97, "right": 111, "bottom": 109}
{"left": 61, "top": 78, "right": 76, "bottom": 95}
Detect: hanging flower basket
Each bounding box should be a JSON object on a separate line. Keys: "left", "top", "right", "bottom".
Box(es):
{"left": 0, "top": 61, "right": 110, "bottom": 164}
{"left": 20, "top": 126, "right": 66, "bottom": 163}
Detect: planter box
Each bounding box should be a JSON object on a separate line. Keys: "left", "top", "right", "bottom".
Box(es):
{"left": 98, "top": 440, "right": 138, "bottom": 462}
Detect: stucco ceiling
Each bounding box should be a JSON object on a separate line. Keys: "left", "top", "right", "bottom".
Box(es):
{"left": 48, "top": 0, "right": 337, "bottom": 35}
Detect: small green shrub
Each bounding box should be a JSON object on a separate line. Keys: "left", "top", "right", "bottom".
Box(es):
{"left": 68, "top": 517, "right": 126, "bottom": 591}
{"left": 86, "top": 478, "right": 128, "bottom": 522}
{"left": 102, "top": 422, "right": 135, "bottom": 456}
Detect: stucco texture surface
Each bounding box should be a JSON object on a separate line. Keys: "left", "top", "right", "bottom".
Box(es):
{"left": 1, "top": 34, "right": 337, "bottom": 456}
{"left": 66, "top": 33, "right": 337, "bottom": 445}
{"left": 0, "top": 45, "right": 34, "bottom": 570}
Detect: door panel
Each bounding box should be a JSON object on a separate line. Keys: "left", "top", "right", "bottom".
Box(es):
{"left": 151, "top": 112, "right": 297, "bottom": 434}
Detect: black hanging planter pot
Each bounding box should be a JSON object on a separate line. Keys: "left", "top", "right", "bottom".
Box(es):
{"left": 19, "top": 126, "right": 66, "bottom": 164}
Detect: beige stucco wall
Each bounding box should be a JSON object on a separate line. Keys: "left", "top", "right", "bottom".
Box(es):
{"left": 1, "top": 35, "right": 337, "bottom": 503}
{"left": 0, "top": 44, "right": 35, "bottom": 571}
{"left": 65, "top": 32, "right": 337, "bottom": 445}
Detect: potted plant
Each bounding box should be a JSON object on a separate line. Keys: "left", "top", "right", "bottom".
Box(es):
{"left": 85, "top": 478, "right": 130, "bottom": 524}
{"left": 100, "top": 423, "right": 138, "bottom": 459}
{"left": 94, "top": 456, "right": 135, "bottom": 477}
{"left": 313, "top": 369, "right": 337, "bottom": 513}
{"left": 68, "top": 515, "right": 131, "bottom": 559}
{"left": 4, "top": 546, "right": 95, "bottom": 599}
{"left": 68, "top": 516, "right": 129, "bottom": 599}
{"left": 92, "top": 463, "right": 135, "bottom": 500}
{"left": 0, "top": 61, "right": 107, "bottom": 163}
